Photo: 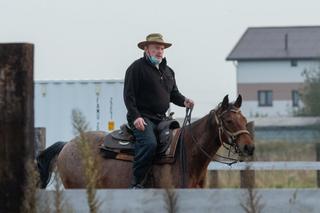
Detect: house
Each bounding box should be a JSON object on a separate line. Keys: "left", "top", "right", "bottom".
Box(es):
{"left": 226, "top": 26, "right": 320, "bottom": 117}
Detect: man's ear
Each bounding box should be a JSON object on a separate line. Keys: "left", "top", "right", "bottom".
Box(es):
{"left": 234, "top": 94, "right": 242, "bottom": 108}
{"left": 221, "top": 95, "right": 229, "bottom": 110}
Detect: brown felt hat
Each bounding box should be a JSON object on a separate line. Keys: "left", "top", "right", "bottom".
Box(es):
{"left": 137, "top": 33, "right": 172, "bottom": 50}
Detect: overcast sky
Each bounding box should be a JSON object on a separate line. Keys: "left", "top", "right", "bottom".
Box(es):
{"left": 1, "top": 0, "right": 320, "bottom": 117}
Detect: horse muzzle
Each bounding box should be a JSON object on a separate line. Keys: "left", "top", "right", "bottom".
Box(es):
{"left": 239, "top": 143, "right": 255, "bottom": 157}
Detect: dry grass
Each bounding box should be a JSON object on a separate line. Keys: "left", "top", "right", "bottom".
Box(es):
{"left": 208, "top": 141, "right": 319, "bottom": 188}
{"left": 51, "top": 169, "right": 74, "bottom": 213}
{"left": 163, "top": 188, "right": 178, "bottom": 213}
{"left": 53, "top": 168, "right": 71, "bottom": 213}
{"left": 22, "top": 148, "right": 73, "bottom": 213}
{"left": 254, "top": 140, "right": 316, "bottom": 161}
{"left": 36, "top": 192, "right": 51, "bottom": 213}
{"left": 217, "top": 170, "right": 317, "bottom": 188}
{"left": 240, "top": 187, "right": 265, "bottom": 213}
{"left": 21, "top": 159, "right": 39, "bottom": 213}
{"left": 72, "top": 109, "right": 101, "bottom": 213}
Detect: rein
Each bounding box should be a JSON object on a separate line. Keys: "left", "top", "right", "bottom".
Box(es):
{"left": 178, "top": 108, "right": 192, "bottom": 187}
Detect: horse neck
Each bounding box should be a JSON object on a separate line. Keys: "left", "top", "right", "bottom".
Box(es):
{"left": 183, "top": 113, "right": 221, "bottom": 182}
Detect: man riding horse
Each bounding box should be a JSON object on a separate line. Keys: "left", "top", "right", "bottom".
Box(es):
{"left": 123, "top": 33, "right": 194, "bottom": 188}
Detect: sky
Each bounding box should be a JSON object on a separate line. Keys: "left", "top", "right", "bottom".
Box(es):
{"left": 1, "top": 0, "right": 320, "bottom": 117}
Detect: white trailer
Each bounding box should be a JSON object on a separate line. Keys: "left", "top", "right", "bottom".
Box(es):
{"left": 35, "top": 79, "right": 127, "bottom": 147}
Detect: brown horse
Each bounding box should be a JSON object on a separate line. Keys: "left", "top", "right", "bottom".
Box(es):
{"left": 37, "top": 95, "right": 254, "bottom": 189}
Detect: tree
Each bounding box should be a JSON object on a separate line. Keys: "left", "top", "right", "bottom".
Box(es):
{"left": 299, "top": 66, "right": 320, "bottom": 116}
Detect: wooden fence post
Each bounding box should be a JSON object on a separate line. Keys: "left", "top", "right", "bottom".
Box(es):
{"left": 0, "top": 43, "right": 34, "bottom": 213}
{"left": 316, "top": 143, "right": 320, "bottom": 188}
{"left": 240, "top": 121, "right": 255, "bottom": 188}
{"left": 206, "top": 170, "right": 219, "bottom": 188}
{"left": 35, "top": 127, "right": 46, "bottom": 157}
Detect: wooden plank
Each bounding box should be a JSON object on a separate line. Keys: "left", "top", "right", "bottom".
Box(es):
{"left": 316, "top": 143, "right": 320, "bottom": 187}
{"left": 240, "top": 121, "right": 255, "bottom": 188}
{"left": 0, "top": 43, "right": 34, "bottom": 213}
{"left": 35, "top": 127, "right": 46, "bottom": 157}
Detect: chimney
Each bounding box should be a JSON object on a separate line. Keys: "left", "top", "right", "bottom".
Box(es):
{"left": 285, "top": 33, "right": 288, "bottom": 51}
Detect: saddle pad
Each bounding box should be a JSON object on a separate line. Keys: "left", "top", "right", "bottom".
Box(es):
{"left": 110, "top": 128, "right": 134, "bottom": 142}
{"left": 103, "top": 133, "right": 135, "bottom": 153}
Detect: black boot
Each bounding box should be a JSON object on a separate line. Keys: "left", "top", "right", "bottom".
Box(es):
{"left": 130, "top": 183, "right": 144, "bottom": 189}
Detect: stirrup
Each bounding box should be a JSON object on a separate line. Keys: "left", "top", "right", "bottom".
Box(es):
{"left": 130, "top": 183, "right": 144, "bottom": 189}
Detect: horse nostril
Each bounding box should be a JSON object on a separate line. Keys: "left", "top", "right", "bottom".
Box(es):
{"left": 250, "top": 146, "right": 255, "bottom": 155}
{"left": 244, "top": 144, "right": 255, "bottom": 155}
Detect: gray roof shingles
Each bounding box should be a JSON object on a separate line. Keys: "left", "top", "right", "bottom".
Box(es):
{"left": 226, "top": 26, "right": 320, "bottom": 60}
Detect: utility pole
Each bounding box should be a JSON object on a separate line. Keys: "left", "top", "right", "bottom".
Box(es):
{"left": 0, "top": 43, "right": 34, "bottom": 213}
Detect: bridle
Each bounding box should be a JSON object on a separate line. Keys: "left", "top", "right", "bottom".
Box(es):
{"left": 186, "top": 106, "right": 251, "bottom": 166}
{"left": 214, "top": 107, "right": 250, "bottom": 153}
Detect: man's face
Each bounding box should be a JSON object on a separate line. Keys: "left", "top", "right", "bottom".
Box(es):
{"left": 145, "top": 43, "right": 165, "bottom": 61}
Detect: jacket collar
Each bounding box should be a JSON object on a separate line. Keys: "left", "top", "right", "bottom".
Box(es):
{"left": 143, "top": 53, "right": 167, "bottom": 69}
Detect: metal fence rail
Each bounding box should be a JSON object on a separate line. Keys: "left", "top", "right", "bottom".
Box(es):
{"left": 207, "top": 161, "right": 320, "bottom": 188}
{"left": 208, "top": 161, "right": 320, "bottom": 170}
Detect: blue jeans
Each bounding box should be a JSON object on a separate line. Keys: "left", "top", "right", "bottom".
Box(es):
{"left": 130, "top": 118, "right": 159, "bottom": 185}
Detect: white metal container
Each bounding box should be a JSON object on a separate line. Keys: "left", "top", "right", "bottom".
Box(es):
{"left": 35, "top": 79, "right": 127, "bottom": 147}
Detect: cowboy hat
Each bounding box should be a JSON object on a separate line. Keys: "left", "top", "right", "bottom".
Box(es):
{"left": 137, "top": 33, "right": 172, "bottom": 50}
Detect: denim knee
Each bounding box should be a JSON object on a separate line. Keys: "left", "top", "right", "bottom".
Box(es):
{"left": 132, "top": 120, "right": 158, "bottom": 158}
{"left": 144, "top": 139, "right": 157, "bottom": 154}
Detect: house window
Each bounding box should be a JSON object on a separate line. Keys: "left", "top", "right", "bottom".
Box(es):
{"left": 292, "top": 90, "right": 300, "bottom": 107}
{"left": 258, "top": 90, "right": 273, "bottom": 106}
{"left": 291, "top": 60, "right": 298, "bottom": 67}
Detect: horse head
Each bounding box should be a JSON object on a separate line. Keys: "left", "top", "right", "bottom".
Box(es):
{"left": 213, "top": 94, "right": 255, "bottom": 158}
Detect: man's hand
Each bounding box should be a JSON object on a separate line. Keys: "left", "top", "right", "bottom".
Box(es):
{"left": 133, "top": 117, "right": 147, "bottom": 131}
{"left": 184, "top": 98, "right": 194, "bottom": 109}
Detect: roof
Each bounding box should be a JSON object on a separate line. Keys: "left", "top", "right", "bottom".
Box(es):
{"left": 226, "top": 26, "right": 320, "bottom": 61}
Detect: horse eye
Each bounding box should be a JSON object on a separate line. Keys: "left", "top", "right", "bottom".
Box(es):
{"left": 226, "top": 119, "right": 232, "bottom": 124}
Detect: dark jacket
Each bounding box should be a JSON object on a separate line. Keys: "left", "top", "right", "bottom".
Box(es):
{"left": 123, "top": 55, "right": 186, "bottom": 123}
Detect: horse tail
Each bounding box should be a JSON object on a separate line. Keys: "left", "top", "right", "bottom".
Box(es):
{"left": 36, "top": 141, "right": 67, "bottom": 189}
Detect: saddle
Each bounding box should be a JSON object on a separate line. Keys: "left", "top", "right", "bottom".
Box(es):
{"left": 100, "top": 119, "right": 181, "bottom": 164}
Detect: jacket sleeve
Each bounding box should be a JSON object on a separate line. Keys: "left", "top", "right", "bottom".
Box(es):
{"left": 123, "top": 62, "right": 141, "bottom": 121}
{"left": 170, "top": 71, "right": 186, "bottom": 107}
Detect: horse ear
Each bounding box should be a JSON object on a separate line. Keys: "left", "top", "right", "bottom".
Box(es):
{"left": 221, "top": 95, "right": 229, "bottom": 110}
{"left": 234, "top": 94, "right": 242, "bottom": 108}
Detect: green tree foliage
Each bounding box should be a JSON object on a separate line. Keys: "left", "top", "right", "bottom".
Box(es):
{"left": 299, "top": 67, "right": 320, "bottom": 116}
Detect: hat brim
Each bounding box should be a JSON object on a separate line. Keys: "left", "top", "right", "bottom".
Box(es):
{"left": 137, "top": 41, "right": 172, "bottom": 50}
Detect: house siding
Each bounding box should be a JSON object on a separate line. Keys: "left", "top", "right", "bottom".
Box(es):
{"left": 241, "top": 100, "right": 299, "bottom": 117}
{"left": 238, "top": 82, "right": 303, "bottom": 101}
{"left": 237, "top": 60, "right": 319, "bottom": 84}
{"left": 236, "top": 60, "right": 319, "bottom": 117}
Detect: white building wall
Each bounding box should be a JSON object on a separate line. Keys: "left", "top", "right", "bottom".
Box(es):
{"left": 35, "top": 80, "right": 127, "bottom": 147}
{"left": 241, "top": 100, "right": 300, "bottom": 117}
{"left": 237, "top": 60, "right": 319, "bottom": 83}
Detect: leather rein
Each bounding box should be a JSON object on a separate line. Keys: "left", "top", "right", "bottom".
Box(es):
{"left": 185, "top": 107, "right": 250, "bottom": 166}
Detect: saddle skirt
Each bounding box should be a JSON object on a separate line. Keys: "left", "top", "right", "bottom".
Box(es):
{"left": 100, "top": 120, "right": 181, "bottom": 164}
